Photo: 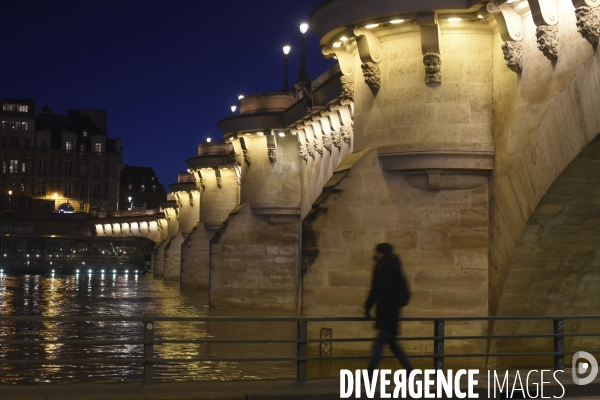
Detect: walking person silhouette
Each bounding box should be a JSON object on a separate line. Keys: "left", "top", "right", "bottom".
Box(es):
{"left": 364, "top": 243, "right": 413, "bottom": 379}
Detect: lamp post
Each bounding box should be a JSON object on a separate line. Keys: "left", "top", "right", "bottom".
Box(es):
{"left": 282, "top": 44, "right": 291, "bottom": 92}
{"left": 231, "top": 104, "right": 237, "bottom": 116}
{"left": 296, "top": 23, "right": 310, "bottom": 84}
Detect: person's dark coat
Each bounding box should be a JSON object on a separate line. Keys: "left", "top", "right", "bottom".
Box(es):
{"left": 364, "top": 254, "right": 409, "bottom": 336}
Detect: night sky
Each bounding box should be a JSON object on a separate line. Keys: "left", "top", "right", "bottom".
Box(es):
{"left": 0, "top": 1, "right": 334, "bottom": 186}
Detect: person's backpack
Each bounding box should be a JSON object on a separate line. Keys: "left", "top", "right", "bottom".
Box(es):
{"left": 398, "top": 273, "right": 411, "bottom": 307}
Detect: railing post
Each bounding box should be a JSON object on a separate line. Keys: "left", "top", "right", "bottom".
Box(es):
{"left": 554, "top": 319, "right": 564, "bottom": 371}
{"left": 297, "top": 319, "right": 308, "bottom": 382}
{"left": 434, "top": 320, "right": 445, "bottom": 371}
{"left": 144, "top": 320, "right": 154, "bottom": 385}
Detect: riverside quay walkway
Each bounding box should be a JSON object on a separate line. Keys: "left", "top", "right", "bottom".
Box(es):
{"left": 0, "top": 315, "right": 600, "bottom": 399}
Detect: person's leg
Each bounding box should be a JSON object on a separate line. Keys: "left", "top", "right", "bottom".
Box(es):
{"left": 387, "top": 334, "right": 414, "bottom": 373}
{"left": 367, "top": 329, "right": 387, "bottom": 380}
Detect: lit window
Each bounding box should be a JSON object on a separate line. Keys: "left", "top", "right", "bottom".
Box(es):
{"left": 128, "top": 184, "right": 132, "bottom": 190}
{"left": 151, "top": 176, "right": 155, "bottom": 181}
{"left": 65, "top": 141, "right": 73, "bottom": 151}
{"left": 2, "top": 162, "right": 5, "bottom": 174}
{"left": 9, "top": 160, "right": 18, "bottom": 174}
{"left": 21, "top": 163, "right": 26, "bottom": 173}
{"left": 153, "top": 185, "right": 156, "bottom": 192}
{"left": 83, "top": 131, "right": 87, "bottom": 137}
{"left": 21, "top": 184, "right": 25, "bottom": 192}
{"left": 140, "top": 185, "right": 145, "bottom": 193}
{"left": 2, "top": 104, "right": 27, "bottom": 112}
{"left": 94, "top": 142, "right": 102, "bottom": 153}
{"left": 80, "top": 202, "right": 85, "bottom": 211}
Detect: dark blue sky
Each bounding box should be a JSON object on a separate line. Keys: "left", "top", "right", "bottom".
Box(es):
{"left": 0, "top": 0, "right": 334, "bottom": 185}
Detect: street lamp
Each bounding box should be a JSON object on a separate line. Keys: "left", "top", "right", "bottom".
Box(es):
{"left": 296, "top": 23, "right": 310, "bottom": 84}
{"left": 231, "top": 104, "right": 237, "bottom": 116}
{"left": 128, "top": 196, "right": 132, "bottom": 210}
{"left": 7, "top": 190, "right": 12, "bottom": 210}
{"left": 238, "top": 94, "right": 244, "bottom": 100}
{"left": 282, "top": 44, "right": 291, "bottom": 92}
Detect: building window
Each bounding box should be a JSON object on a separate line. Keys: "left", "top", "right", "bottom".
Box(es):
{"left": 80, "top": 182, "right": 87, "bottom": 198}
{"left": 38, "top": 181, "right": 46, "bottom": 195}
{"left": 79, "top": 144, "right": 86, "bottom": 153}
{"left": 128, "top": 184, "right": 132, "bottom": 190}
{"left": 9, "top": 160, "right": 18, "bottom": 174}
{"left": 83, "top": 131, "right": 88, "bottom": 137}
{"left": 39, "top": 159, "right": 46, "bottom": 175}
{"left": 64, "top": 182, "right": 72, "bottom": 196}
{"left": 151, "top": 176, "right": 155, "bottom": 181}
{"left": 94, "top": 142, "right": 102, "bottom": 154}
{"left": 40, "top": 139, "right": 47, "bottom": 149}
{"left": 93, "top": 184, "right": 101, "bottom": 198}
{"left": 80, "top": 201, "right": 85, "bottom": 211}
{"left": 153, "top": 185, "right": 156, "bottom": 192}
{"left": 140, "top": 185, "right": 145, "bottom": 193}
{"left": 94, "top": 163, "right": 102, "bottom": 178}
{"left": 65, "top": 141, "right": 73, "bottom": 152}
{"left": 1, "top": 137, "right": 5, "bottom": 147}
{"left": 24, "top": 138, "right": 29, "bottom": 149}
{"left": 21, "top": 162, "right": 26, "bottom": 173}
{"left": 2, "top": 162, "right": 5, "bottom": 174}
{"left": 65, "top": 161, "right": 73, "bottom": 176}
{"left": 1, "top": 121, "right": 28, "bottom": 130}
{"left": 2, "top": 104, "right": 28, "bottom": 112}
{"left": 10, "top": 137, "right": 18, "bottom": 148}
{"left": 20, "top": 183, "right": 25, "bottom": 193}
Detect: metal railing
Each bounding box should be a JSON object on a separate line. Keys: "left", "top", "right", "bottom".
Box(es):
{"left": 0, "top": 315, "right": 599, "bottom": 385}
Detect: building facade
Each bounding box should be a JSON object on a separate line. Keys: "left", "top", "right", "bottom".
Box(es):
{"left": 119, "top": 165, "right": 167, "bottom": 210}
{"left": 0, "top": 98, "right": 122, "bottom": 212}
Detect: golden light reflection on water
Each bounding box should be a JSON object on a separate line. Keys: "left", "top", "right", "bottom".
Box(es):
{"left": 0, "top": 274, "right": 297, "bottom": 383}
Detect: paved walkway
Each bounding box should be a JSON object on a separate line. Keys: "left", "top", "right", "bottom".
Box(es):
{"left": 0, "top": 378, "right": 599, "bottom": 400}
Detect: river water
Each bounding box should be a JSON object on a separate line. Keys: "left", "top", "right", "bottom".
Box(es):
{"left": 0, "top": 272, "right": 301, "bottom": 384}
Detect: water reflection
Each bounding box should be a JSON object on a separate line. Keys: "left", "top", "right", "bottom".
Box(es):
{"left": 0, "top": 274, "right": 296, "bottom": 383}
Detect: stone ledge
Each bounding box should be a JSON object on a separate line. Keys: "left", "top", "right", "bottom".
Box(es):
{"left": 377, "top": 143, "right": 494, "bottom": 190}
{"left": 168, "top": 182, "right": 198, "bottom": 193}
{"left": 250, "top": 203, "right": 301, "bottom": 224}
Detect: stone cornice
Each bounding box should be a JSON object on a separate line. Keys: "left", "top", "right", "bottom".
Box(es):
{"left": 168, "top": 182, "right": 197, "bottom": 193}
{"left": 377, "top": 143, "right": 494, "bottom": 190}
{"left": 310, "top": 0, "right": 483, "bottom": 39}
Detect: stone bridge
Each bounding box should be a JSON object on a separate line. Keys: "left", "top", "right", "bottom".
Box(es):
{"left": 97, "top": 0, "right": 600, "bottom": 367}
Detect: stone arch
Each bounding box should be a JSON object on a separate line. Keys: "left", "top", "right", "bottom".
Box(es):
{"left": 490, "top": 134, "right": 600, "bottom": 369}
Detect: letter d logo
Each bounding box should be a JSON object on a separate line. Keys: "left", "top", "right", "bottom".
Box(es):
{"left": 572, "top": 351, "right": 598, "bottom": 386}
